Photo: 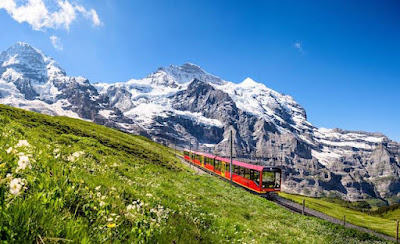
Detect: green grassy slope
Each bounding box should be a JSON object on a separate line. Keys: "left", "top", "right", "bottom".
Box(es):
{"left": 280, "top": 192, "right": 399, "bottom": 238}
{"left": 0, "top": 105, "right": 387, "bottom": 243}
{"left": 381, "top": 208, "right": 400, "bottom": 221}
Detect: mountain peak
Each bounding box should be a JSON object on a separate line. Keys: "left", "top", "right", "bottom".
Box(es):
{"left": 7, "top": 42, "right": 42, "bottom": 56}
{"left": 146, "top": 63, "right": 225, "bottom": 86}
{"left": 178, "top": 62, "right": 203, "bottom": 72}
{"left": 14, "top": 42, "right": 32, "bottom": 48}
{"left": 1, "top": 42, "right": 66, "bottom": 81}
{"left": 161, "top": 62, "right": 205, "bottom": 76}
{"left": 240, "top": 77, "right": 258, "bottom": 87}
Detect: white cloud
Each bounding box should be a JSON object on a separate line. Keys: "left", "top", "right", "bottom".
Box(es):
{"left": 294, "top": 42, "right": 305, "bottom": 54}
{"left": 0, "top": 0, "right": 102, "bottom": 31}
{"left": 50, "top": 35, "right": 63, "bottom": 50}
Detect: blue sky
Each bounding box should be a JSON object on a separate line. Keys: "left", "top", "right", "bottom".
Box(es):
{"left": 1, "top": 0, "right": 399, "bottom": 141}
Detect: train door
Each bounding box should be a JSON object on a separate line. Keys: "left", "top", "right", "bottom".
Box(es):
{"left": 201, "top": 155, "right": 204, "bottom": 167}
{"left": 221, "top": 162, "right": 226, "bottom": 177}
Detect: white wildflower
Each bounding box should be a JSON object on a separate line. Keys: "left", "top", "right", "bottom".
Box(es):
{"left": 17, "top": 155, "right": 31, "bottom": 171}
{"left": 95, "top": 186, "right": 101, "bottom": 191}
{"left": 9, "top": 178, "right": 23, "bottom": 195}
{"left": 15, "top": 140, "right": 30, "bottom": 148}
{"left": 67, "top": 151, "right": 85, "bottom": 162}
{"left": 146, "top": 193, "right": 153, "bottom": 197}
{"left": 6, "top": 147, "right": 13, "bottom": 154}
{"left": 127, "top": 204, "right": 134, "bottom": 211}
{"left": 100, "top": 201, "right": 106, "bottom": 207}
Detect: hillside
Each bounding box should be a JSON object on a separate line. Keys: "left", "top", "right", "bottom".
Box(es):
{"left": 0, "top": 104, "right": 386, "bottom": 243}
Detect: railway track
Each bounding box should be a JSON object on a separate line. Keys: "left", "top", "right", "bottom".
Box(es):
{"left": 178, "top": 156, "right": 396, "bottom": 242}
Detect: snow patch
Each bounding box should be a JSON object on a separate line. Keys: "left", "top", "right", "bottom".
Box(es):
{"left": 99, "top": 110, "right": 114, "bottom": 119}
{"left": 311, "top": 149, "right": 343, "bottom": 166}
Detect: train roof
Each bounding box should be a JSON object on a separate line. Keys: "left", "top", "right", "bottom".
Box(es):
{"left": 189, "top": 151, "right": 267, "bottom": 172}
{"left": 193, "top": 151, "right": 216, "bottom": 159}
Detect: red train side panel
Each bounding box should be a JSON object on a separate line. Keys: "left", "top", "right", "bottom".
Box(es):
{"left": 183, "top": 150, "right": 281, "bottom": 194}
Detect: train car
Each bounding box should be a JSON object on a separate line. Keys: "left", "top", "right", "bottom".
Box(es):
{"left": 183, "top": 150, "right": 281, "bottom": 195}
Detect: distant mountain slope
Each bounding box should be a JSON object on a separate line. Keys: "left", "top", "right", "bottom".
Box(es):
{"left": 0, "top": 104, "right": 384, "bottom": 243}
{"left": 1, "top": 42, "right": 399, "bottom": 201}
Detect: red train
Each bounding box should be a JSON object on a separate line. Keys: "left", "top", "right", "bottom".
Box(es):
{"left": 183, "top": 150, "right": 281, "bottom": 195}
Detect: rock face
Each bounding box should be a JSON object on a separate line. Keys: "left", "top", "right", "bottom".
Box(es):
{"left": 1, "top": 42, "right": 399, "bottom": 201}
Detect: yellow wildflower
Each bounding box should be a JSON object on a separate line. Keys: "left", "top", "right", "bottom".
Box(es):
{"left": 107, "top": 223, "right": 116, "bottom": 228}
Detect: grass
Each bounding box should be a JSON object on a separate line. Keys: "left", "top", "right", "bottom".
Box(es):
{"left": 381, "top": 208, "right": 400, "bottom": 221}
{"left": 0, "top": 104, "right": 390, "bottom": 243}
{"left": 280, "top": 192, "right": 399, "bottom": 238}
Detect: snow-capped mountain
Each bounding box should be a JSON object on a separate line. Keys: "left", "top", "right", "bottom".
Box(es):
{"left": 1, "top": 42, "right": 399, "bottom": 202}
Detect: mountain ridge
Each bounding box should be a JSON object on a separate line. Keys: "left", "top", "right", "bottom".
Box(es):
{"left": 1, "top": 42, "right": 399, "bottom": 201}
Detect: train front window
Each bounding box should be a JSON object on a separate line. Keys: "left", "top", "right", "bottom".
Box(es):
{"left": 262, "top": 171, "right": 275, "bottom": 189}
{"left": 262, "top": 171, "right": 281, "bottom": 189}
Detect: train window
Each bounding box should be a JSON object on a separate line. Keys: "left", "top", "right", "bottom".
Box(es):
{"left": 244, "top": 168, "right": 250, "bottom": 179}
{"left": 215, "top": 160, "right": 220, "bottom": 171}
{"left": 249, "top": 169, "right": 254, "bottom": 180}
{"left": 254, "top": 171, "right": 260, "bottom": 186}
{"left": 262, "top": 171, "right": 275, "bottom": 189}
{"left": 239, "top": 167, "right": 245, "bottom": 177}
{"left": 226, "top": 163, "right": 230, "bottom": 173}
{"left": 275, "top": 171, "right": 281, "bottom": 188}
{"left": 234, "top": 165, "right": 239, "bottom": 174}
